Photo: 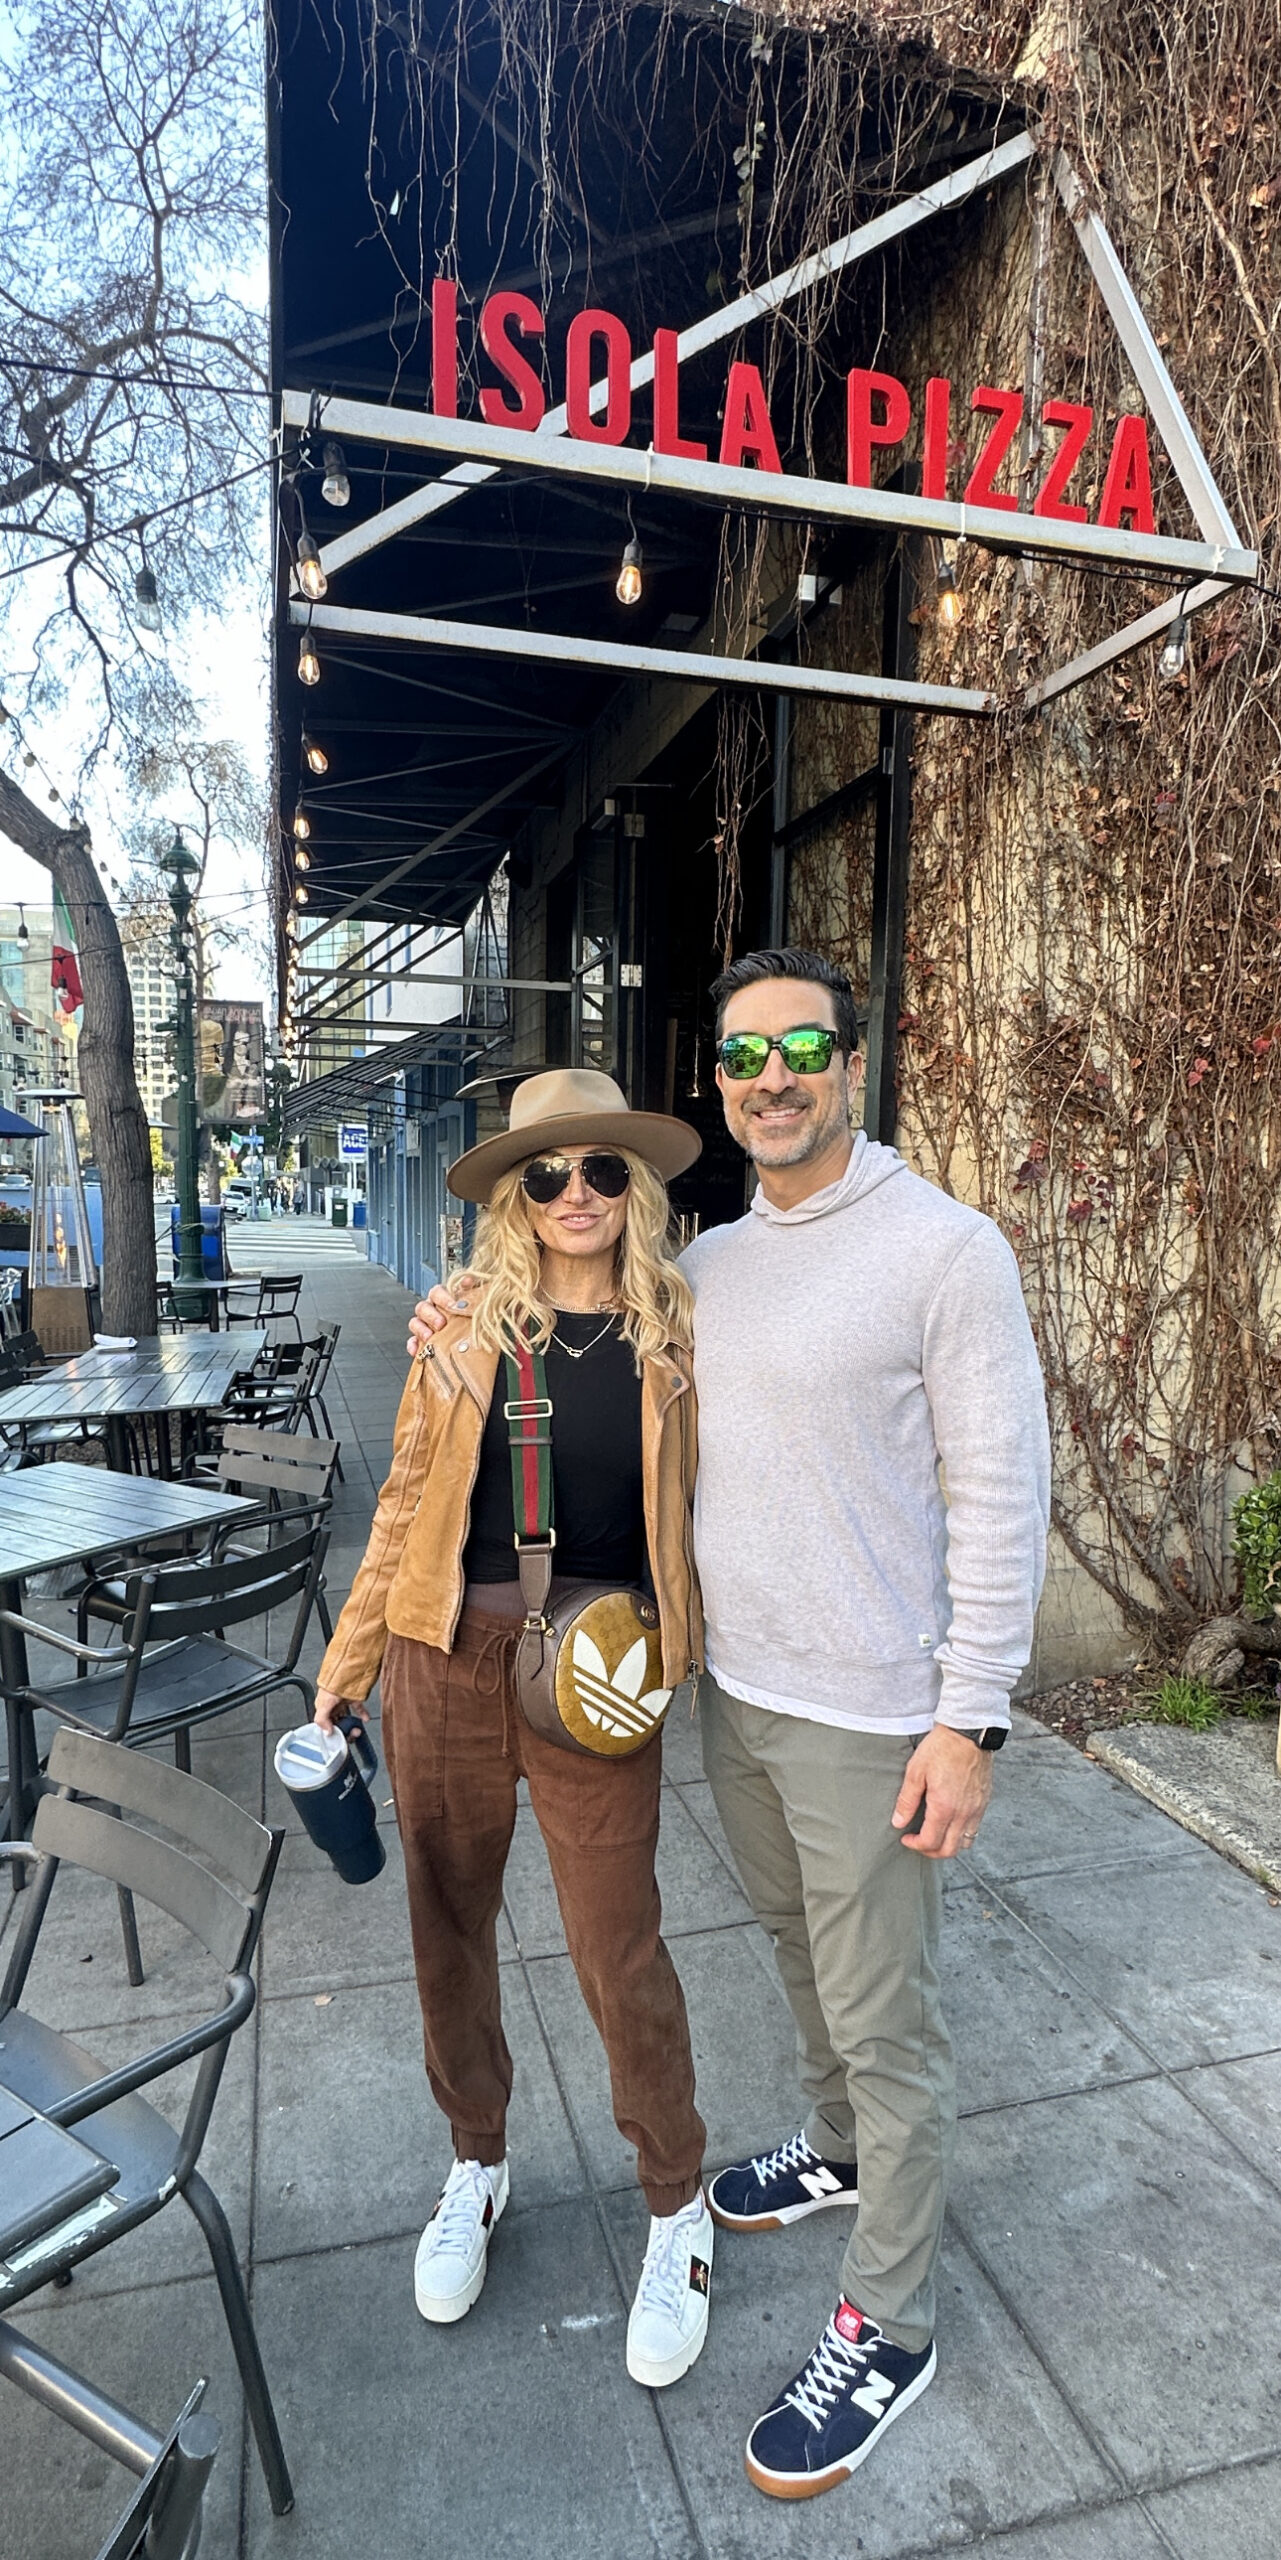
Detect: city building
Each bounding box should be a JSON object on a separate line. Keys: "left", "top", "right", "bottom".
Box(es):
{"left": 266, "top": 0, "right": 1268, "bottom": 1685}
{"left": 118, "top": 913, "right": 177, "bottom": 1127}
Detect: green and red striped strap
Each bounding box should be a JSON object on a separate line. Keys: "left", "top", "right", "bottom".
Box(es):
{"left": 503, "top": 1333, "right": 553, "bottom": 1547}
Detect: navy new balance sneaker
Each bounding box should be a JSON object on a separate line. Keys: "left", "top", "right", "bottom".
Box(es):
{"left": 746, "top": 2299, "right": 936, "bottom": 2499}
{"left": 707, "top": 2131, "right": 859, "bottom": 2232}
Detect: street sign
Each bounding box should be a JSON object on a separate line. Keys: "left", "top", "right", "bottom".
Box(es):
{"left": 339, "top": 1123, "right": 368, "bottom": 1159}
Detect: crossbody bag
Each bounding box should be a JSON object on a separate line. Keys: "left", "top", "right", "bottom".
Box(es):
{"left": 503, "top": 1330, "right": 672, "bottom": 1758}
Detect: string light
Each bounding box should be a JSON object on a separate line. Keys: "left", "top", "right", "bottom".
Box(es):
{"left": 321, "top": 441, "right": 351, "bottom": 507}
{"left": 293, "top": 845, "right": 311, "bottom": 871}
{"left": 935, "top": 541, "right": 964, "bottom": 629}
{"left": 294, "top": 808, "right": 311, "bottom": 840}
{"left": 134, "top": 564, "right": 162, "bottom": 632}
{"left": 1159, "top": 605, "right": 1189, "bottom": 681}
{"left": 615, "top": 536, "right": 643, "bottom": 607}
{"left": 296, "top": 533, "right": 327, "bottom": 603}
{"left": 298, "top": 632, "right": 321, "bottom": 686}
{"left": 16, "top": 904, "right": 29, "bottom": 950}
{"left": 302, "top": 733, "right": 329, "bottom": 775}
{"left": 294, "top": 885, "right": 310, "bottom": 906}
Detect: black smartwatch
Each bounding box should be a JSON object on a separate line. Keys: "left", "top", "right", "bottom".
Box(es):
{"left": 960, "top": 1725, "right": 1008, "bottom": 1752}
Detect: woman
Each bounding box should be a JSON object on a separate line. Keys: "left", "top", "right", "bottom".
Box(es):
{"left": 314, "top": 1068, "right": 712, "bottom": 2389}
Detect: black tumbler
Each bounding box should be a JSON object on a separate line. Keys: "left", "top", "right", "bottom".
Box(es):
{"left": 273, "top": 1714, "right": 388, "bottom": 1885}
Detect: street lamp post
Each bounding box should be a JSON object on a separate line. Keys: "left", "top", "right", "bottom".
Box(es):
{"left": 160, "top": 828, "right": 206, "bottom": 1317}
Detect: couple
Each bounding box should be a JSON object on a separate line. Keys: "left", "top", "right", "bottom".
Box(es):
{"left": 315, "top": 945, "right": 1050, "bottom": 2501}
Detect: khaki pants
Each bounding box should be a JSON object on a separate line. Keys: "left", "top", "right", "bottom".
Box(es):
{"left": 699, "top": 1678, "right": 954, "bottom": 2350}
{"left": 381, "top": 1596, "right": 705, "bottom": 2216}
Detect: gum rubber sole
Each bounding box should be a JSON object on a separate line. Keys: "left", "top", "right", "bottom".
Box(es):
{"left": 744, "top": 2345, "right": 936, "bottom": 2499}
{"left": 708, "top": 2186, "right": 858, "bottom": 2234}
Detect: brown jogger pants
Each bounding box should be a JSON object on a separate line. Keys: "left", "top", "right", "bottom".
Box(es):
{"left": 380, "top": 1593, "right": 706, "bottom": 2216}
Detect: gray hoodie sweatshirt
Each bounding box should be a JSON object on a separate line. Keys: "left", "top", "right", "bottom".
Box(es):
{"left": 681, "top": 1133, "right": 1051, "bottom": 1734}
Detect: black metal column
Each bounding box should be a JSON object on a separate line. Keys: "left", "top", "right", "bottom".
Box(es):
{"left": 864, "top": 533, "right": 919, "bottom": 1143}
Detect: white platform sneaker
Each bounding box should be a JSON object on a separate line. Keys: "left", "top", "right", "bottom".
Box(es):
{"left": 413, "top": 2158, "right": 509, "bottom": 2323}
{"left": 626, "top": 2192, "right": 714, "bottom": 2388}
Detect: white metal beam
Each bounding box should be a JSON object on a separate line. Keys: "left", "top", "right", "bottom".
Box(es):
{"left": 1051, "top": 155, "right": 1241, "bottom": 552}
{"left": 303, "top": 130, "right": 1038, "bottom": 577}
{"left": 289, "top": 598, "right": 994, "bottom": 717}
{"left": 1024, "top": 577, "right": 1232, "bottom": 709}
{"left": 282, "top": 390, "right": 1253, "bottom": 586}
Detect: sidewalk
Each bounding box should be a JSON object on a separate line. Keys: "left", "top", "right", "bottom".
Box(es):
{"left": 5, "top": 1222, "right": 1280, "bottom": 2559}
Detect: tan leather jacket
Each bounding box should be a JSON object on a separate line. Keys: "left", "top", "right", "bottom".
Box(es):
{"left": 317, "top": 1314, "right": 703, "bottom": 1702}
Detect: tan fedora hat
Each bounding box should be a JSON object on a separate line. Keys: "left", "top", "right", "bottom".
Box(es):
{"left": 447, "top": 1068, "right": 701, "bottom": 1203}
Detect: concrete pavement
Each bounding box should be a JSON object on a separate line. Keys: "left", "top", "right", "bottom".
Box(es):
{"left": 4, "top": 1220, "right": 1280, "bottom": 2559}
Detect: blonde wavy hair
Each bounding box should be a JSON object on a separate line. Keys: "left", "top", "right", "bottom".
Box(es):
{"left": 467, "top": 1147, "right": 693, "bottom": 1364}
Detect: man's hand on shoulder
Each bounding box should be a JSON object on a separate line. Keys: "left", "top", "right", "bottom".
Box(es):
{"left": 892, "top": 1725, "right": 994, "bottom": 1860}
{"left": 407, "top": 1272, "right": 477, "bottom": 1359}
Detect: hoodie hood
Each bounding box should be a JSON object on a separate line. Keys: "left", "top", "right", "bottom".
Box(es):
{"left": 749, "top": 1128, "right": 908, "bottom": 1225}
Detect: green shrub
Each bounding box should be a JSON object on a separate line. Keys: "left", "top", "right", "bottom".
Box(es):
{"left": 1147, "top": 1674, "right": 1223, "bottom": 1731}
{"left": 1232, "top": 1470, "right": 1281, "bottom": 1620}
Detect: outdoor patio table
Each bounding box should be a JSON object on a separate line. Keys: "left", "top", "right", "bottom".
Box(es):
{"left": 0, "top": 1462, "right": 258, "bottom": 1853}
{"left": 0, "top": 1332, "right": 268, "bottom": 1478}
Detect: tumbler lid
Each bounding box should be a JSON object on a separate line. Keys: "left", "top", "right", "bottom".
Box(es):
{"left": 273, "top": 1723, "right": 348, "bottom": 1791}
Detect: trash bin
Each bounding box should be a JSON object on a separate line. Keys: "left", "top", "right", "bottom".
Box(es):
{"left": 172, "top": 1203, "right": 228, "bottom": 1281}
{"left": 352, "top": 1200, "right": 367, "bottom": 1231}
{"left": 331, "top": 1199, "right": 348, "bottom": 1228}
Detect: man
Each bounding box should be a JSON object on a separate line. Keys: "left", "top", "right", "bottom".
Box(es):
{"left": 412, "top": 947, "right": 1049, "bottom": 2500}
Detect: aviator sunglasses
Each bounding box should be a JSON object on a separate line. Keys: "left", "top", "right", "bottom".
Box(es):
{"left": 717, "top": 1025, "right": 839, "bottom": 1080}
{"left": 521, "top": 1151, "right": 632, "bottom": 1204}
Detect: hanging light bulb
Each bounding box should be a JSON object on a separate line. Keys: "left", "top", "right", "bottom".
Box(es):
{"left": 298, "top": 632, "right": 321, "bottom": 686}
{"left": 22, "top": 749, "right": 36, "bottom": 767}
{"left": 935, "top": 557, "right": 963, "bottom": 629}
{"left": 321, "top": 441, "right": 351, "bottom": 507}
{"left": 1159, "top": 611, "right": 1189, "bottom": 681}
{"left": 285, "top": 910, "right": 299, "bottom": 940}
{"left": 294, "top": 884, "right": 310, "bottom": 907}
{"left": 16, "top": 903, "right": 29, "bottom": 949}
{"left": 293, "top": 844, "right": 311, "bottom": 871}
{"left": 302, "top": 732, "right": 329, "bottom": 776}
{"left": 134, "top": 565, "right": 162, "bottom": 632}
{"left": 615, "top": 536, "right": 643, "bottom": 607}
{"left": 297, "top": 533, "right": 327, "bottom": 602}
{"left": 294, "top": 808, "right": 311, "bottom": 840}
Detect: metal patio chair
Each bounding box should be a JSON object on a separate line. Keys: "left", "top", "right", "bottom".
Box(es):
{"left": 225, "top": 1273, "right": 303, "bottom": 1343}
{"left": 0, "top": 1727, "right": 293, "bottom": 2517}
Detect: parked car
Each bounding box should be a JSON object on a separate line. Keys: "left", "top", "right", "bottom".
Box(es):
{"left": 222, "top": 1180, "right": 255, "bottom": 1219}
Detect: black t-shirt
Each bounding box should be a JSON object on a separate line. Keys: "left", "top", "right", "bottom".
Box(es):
{"left": 462, "top": 1314, "right": 646, "bottom": 1585}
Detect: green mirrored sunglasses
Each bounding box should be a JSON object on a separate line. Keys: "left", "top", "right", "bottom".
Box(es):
{"left": 717, "top": 1026, "right": 839, "bottom": 1080}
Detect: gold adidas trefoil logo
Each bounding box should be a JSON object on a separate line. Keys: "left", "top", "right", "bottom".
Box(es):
{"left": 569, "top": 1631, "right": 672, "bottom": 1741}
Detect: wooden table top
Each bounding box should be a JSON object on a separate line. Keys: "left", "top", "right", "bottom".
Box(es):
{"left": 0, "top": 1334, "right": 268, "bottom": 1428}
{"left": 0, "top": 1463, "right": 256, "bottom": 1582}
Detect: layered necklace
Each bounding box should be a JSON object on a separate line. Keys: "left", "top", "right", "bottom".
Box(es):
{"left": 545, "top": 1298, "right": 619, "bottom": 1360}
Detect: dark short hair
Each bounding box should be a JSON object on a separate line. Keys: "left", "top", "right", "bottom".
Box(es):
{"left": 710, "top": 947, "right": 859, "bottom": 1054}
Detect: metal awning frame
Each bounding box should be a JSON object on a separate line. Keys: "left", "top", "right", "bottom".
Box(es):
{"left": 279, "top": 132, "right": 1254, "bottom": 778}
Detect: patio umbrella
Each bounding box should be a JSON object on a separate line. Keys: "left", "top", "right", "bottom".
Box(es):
{"left": 0, "top": 1105, "right": 42, "bottom": 1137}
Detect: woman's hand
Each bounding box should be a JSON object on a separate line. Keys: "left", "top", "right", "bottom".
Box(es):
{"left": 406, "top": 1271, "right": 477, "bottom": 1358}
{"left": 314, "top": 1686, "right": 369, "bottom": 1735}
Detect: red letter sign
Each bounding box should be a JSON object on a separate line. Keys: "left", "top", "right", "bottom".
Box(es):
{"left": 964, "top": 387, "right": 1023, "bottom": 511}
{"left": 1098, "top": 414, "right": 1155, "bottom": 532}
{"left": 431, "top": 279, "right": 458, "bottom": 419}
{"left": 720, "top": 362, "right": 782, "bottom": 472}
{"left": 847, "top": 369, "right": 911, "bottom": 488}
{"left": 565, "top": 309, "right": 632, "bottom": 444}
{"left": 921, "top": 376, "right": 951, "bottom": 501}
{"left": 479, "top": 292, "right": 546, "bottom": 430}
{"left": 652, "top": 329, "right": 706, "bottom": 460}
{"left": 1033, "top": 400, "right": 1092, "bottom": 521}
